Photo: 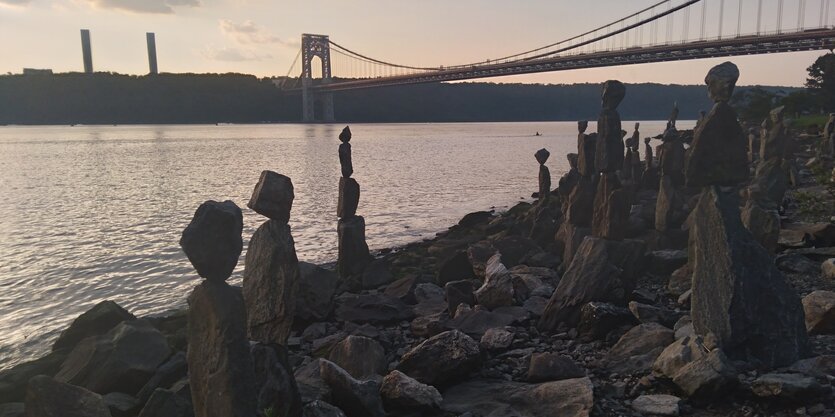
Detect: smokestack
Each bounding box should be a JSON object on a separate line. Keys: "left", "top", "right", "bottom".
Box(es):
{"left": 80, "top": 29, "right": 93, "bottom": 74}
{"left": 146, "top": 33, "right": 158, "bottom": 75}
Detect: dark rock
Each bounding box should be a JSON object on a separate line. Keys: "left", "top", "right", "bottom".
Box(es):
{"left": 537, "top": 164, "right": 551, "bottom": 204}
{"left": 605, "top": 323, "right": 674, "bottom": 366}
{"left": 179, "top": 200, "right": 243, "bottom": 282}
{"left": 318, "top": 360, "right": 385, "bottom": 417}
{"left": 690, "top": 187, "right": 810, "bottom": 368}
{"left": 775, "top": 254, "right": 823, "bottom": 275}
{"left": 474, "top": 254, "right": 514, "bottom": 310}
{"left": 397, "top": 330, "right": 481, "bottom": 387}
{"left": 802, "top": 290, "right": 835, "bottom": 335}
{"left": 328, "top": 336, "right": 386, "bottom": 380}
{"left": 186, "top": 280, "right": 256, "bottom": 417}
{"left": 338, "top": 126, "right": 351, "bottom": 143}
{"left": 243, "top": 220, "right": 298, "bottom": 345}
{"left": 52, "top": 301, "right": 135, "bottom": 352}
{"left": 751, "top": 373, "right": 829, "bottom": 401}
{"left": 577, "top": 121, "right": 596, "bottom": 177}
{"left": 136, "top": 351, "right": 187, "bottom": 404}
{"left": 339, "top": 142, "right": 353, "bottom": 178}
{"left": 445, "top": 280, "right": 475, "bottom": 317}
{"left": 302, "top": 401, "right": 346, "bottom": 417}
{"left": 441, "top": 377, "right": 594, "bottom": 417}
{"left": 410, "top": 312, "right": 449, "bottom": 338}
{"left": 535, "top": 148, "right": 550, "bottom": 165}
{"left": 564, "top": 177, "right": 596, "bottom": 228}
{"left": 556, "top": 222, "right": 591, "bottom": 267}
{"left": 479, "top": 327, "right": 514, "bottom": 351}
{"left": 294, "top": 359, "right": 330, "bottom": 404}
{"left": 631, "top": 394, "right": 681, "bottom": 416}
{"left": 741, "top": 199, "right": 780, "bottom": 253}
{"left": 413, "top": 283, "right": 447, "bottom": 316}
{"left": 655, "top": 175, "right": 685, "bottom": 232}
{"left": 55, "top": 320, "right": 171, "bottom": 395}
{"left": 446, "top": 308, "right": 515, "bottom": 338}
{"left": 436, "top": 251, "right": 475, "bottom": 286}
{"left": 457, "top": 211, "right": 493, "bottom": 228}
{"left": 705, "top": 61, "right": 739, "bottom": 102}
{"left": 523, "top": 296, "right": 548, "bottom": 317}
{"left": 648, "top": 250, "right": 688, "bottom": 277}
{"left": 0, "top": 403, "right": 23, "bottom": 417}
{"left": 672, "top": 349, "right": 737, "bottom": 398}
{"left": 360, "top": 259, "right": 393, "bottom": 290}
{"left": 24, "top": 375, "right": 110, "bottom": 417}
{"left": 629, "top": 302, "right": 681, "bottom": 328}
{"left": 0, "top": 352, "right": 66, "bottom": 403}
{"left": 297, "top": 262, "right": 339, "bottom": 323}
{"left": 577, "top": 302, "right": 638, "bottom": 342}
{"left": 380, "top": 370, "right": 442, "bottom": 412}
{"left": 337, "top": 216, "right": 372, "bottom": 280}
{"left": 685, "top": 102, "right": 748, "bottom": 187}
{"left": 337, "top": 177, "right": 360, "bottom": 219}
{"left": 334, "top": 294, "right": 413, "bottom": 324}
{"left": 247, "top": 170, "right": 294, "bottom": 222}
{"left": 102, "top": 392, "right": 139, "bottom": 417}
{"left": 527, "top": 353, "right": 585, "bottom": 382}
{"left": 491, "top": 236, "right": 544, "bottom": 268}
{"left": 592, "top": 173, "right": 629, "bottom": 240}
{"left": 136, "top": 388, "right": 192, "bottom": 417}
{"left": 667, "top": 264, "right": 691, "bottom": 297}
{"left": 251, "top": 343, "right": 301, "bottom": 417}
{"left": 786, "top": 355, "right": 835, "bottom": 378}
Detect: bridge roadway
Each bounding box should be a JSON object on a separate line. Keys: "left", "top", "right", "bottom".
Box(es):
{"left": 296, "top": 28, "right": 835, "bottom": 93}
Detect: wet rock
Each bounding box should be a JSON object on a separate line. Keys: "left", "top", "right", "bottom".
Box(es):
{"left": 474, "top": 254, "right": 514, "bottom": 309}
{"left": 337, "top": 177, "right": 360, "bottom": 219}
{"left": 0, "top": 352, "right": 66, "bottom": 403}
{"left": 179, "top": 200, "right": 243, "bottom": 282}
{"left": 527, "top": 353, "right": 585, "bottom": 382}
{"left": 302, "top": 400, "right": 346, "bottom": 417}
{"left": 802, "top": 290, "right": 835, "bottom": 335}
{"left": 823, "top": 258, "right": 835, "bottom": 280}
{"left": 24, "top": 375, "right": 110, "bottom": 417}
{"left": 480, "top": 327, "right": 513, "bottom": 351}
{"left": 186, "top": 280, "right": 256, "bottom": 417}
{"left": 671, "top": 349, "right": 737, "bottom": 398}
{"left": 297, "top": 262, "right": 339, "bottom": 323}
{"left": 328, "top": 335, "right": 386, "bottom": 380}
{"left": 248, "top": 170, "right": 294, "bottom": 222}
{"left": 251, "top": 343, "right": 301, "bottom": 417}
{"left": 380, "top": 370, "right": 442, "bottom": 412}
{"left": 52, "top": 301, "right": 135, "bottom": 352}
{"left": 751, "top": 373, "right": 829, "bottom": 401}
{"left": 446, "top": 308, "right": 515, "bottom": 338}
{"left": 318, "top": 359, "right": 385, "bottom": 417}
{"left": 652, "top": 336, "right": 707, "bottom": 379}
{"left": 243, "top": 220, "right": 298, "bottom": 345}
{"left": 55, "top": 319, "right": 171, "bottom": 395}
{"left": 397, "top": 330, "right": 481, "bottom": 387}
{"left": 441, "top": 377, "right": 594, "bottom": 417}
{"left": 334, "top": 294, "right": 413, "bottom": 324}
{"left": 445, "top": 280, "right": 475, "bottom": 317}
{"left": 136, "top": 388, "right": 191, "bottom": 417}
{"left": 337, "top": 216, "right": 372, "bottom": 280}
{"left": 576, "top": 302, "right": 637, "bottom": 342}
{"left": 631, "top": 394, "right": 681, "bottom": 416}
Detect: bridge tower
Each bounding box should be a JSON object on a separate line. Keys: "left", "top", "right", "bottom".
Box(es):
{"left": 301, "top": 34, "right": 335, "bottom": 123}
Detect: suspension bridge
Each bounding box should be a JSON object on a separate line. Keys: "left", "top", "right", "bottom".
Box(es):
{"left": 278, "top": 0, "right": 835, "bottom": 122}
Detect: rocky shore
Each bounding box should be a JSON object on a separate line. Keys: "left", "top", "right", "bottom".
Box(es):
{"left": 3, "top": 62, "right": 835, "bottom": 417}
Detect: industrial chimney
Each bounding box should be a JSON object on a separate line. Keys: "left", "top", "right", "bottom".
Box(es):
{"left": 146, "top": 33, "right": 158, "bottom": 75}
{"left": 80, "top": 29, "right": 93, "bottom": 74}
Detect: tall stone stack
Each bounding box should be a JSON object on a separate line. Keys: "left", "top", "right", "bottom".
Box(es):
{"left": 654, "top": 107, "right": 687, "bottom": 235}
{"left": 592, "top": 80, "right": 629, "bottom": 241}
{"left": 685, "top": 62, "right": 810, "bottom": 369}
{"left": 180, "top": 200, "right": 257, "bottom": 417}
{"left": 555, "top": 121, "right": 597, "bottom": 265}
{"left": 336, "top": 126, "right": 372, "bottom": 284}
{"left": 557, "top": 153, "right": 580, "bottom": 214}
{"left": 625, "top": 122, "right": 642, "bottom": 185}
{"left": 641, "top": 137, "right": 659, "bottom": 190}
{"left": 243, "top": 170, "right": 300, "bottom": 345}
{"left": 535, "top": 148, "right": 551, "bottom": 204}
{"left": 529, "top": 148, "right": 558, "bottom": 246}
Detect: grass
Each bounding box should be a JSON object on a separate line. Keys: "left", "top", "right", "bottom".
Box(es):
{"left": 789, "top": 114, "right": 829, "bottom": 130}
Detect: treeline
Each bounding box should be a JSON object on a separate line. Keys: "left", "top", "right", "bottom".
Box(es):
{"left": 0, "top": 72, "right": 798, "bottom": 124}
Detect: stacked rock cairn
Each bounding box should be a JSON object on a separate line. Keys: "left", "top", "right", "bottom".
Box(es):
{"left": 554, "top": 120, "right": 597, "bottom": 265}
{"left": 336, "top": 126, "right": 372, "bottom": 285}
{"left": 654, "top": 103, "right": 687, "bottom": 238}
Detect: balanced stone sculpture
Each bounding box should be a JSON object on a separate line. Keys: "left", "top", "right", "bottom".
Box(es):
{"left": 592, "top": 80, "right": 629, "bottom": 241}
{"left": 535, "top": 148, "right": 551, "bottom": 203}
{"left": 555, "top": 121, "right": 596, "bottom": 265}
{"left": 655, "top": 123, "right": 686, "bottom": 233}
{"left": 243, "top": 170, "right": 300, "bottom": 346}
{"left": 641, "top": 137, "right": 658, "bottom": 190}
{"left": 337, "top": 126, "right": 372, "bottom": 282}
{"left": 686, "top": 62, "right": 810, "bottom": 369}
{"left": 180, "top": 200, "right": 256, "bottom": 417}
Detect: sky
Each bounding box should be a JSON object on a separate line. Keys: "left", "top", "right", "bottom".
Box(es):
{"left": 0, "top": 0, "right": 830, "bottom": 87}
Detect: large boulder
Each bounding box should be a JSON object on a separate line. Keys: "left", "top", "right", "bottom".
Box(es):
{"left": 527, "top": 353, "right": 586, "bottom": 382}
{"left": 605, "top": 323, "right": 674, "bottom": 373}
{"left": 243, "top": 220, "right": 299, "bottom": 345}
{"left": 576, "top": 302, "right": 637, "bottom": 342}
{"left": 631, "top": 394, "right": 681, "bottom": 417}
{"left": 251, "top": 343, "right": 301, "bottom": 417}
{"left": 441, "top": 377, "right": 594, "bottom": 417}
{"left": 136, "top": 388, "right": 191, "bottom": 417}
{"left": 52, "top": 301, "right": 135, "bottom": 352}
{"left": 444, "top": 280, "right": 475, "bottom": 317}
{"left": 334, "top": 294, "right": 413, "bottom": 324}
{"left": 671, "top": 349, "right": 737, "bottom": 398}
{"left": 380, "top": 370, "right": 442, "bottom": 412}
{"left": 179, "top": 200, "right": 243, "bottom": 281}
{"left": 802, "top": 290, "right": 835, "bottom": 335}
{"left": 54, "top": 320, "right": 171, "bottom": 395}
{"left": 397, "top": 330, "right": 481, "bottom": 387}
{"left": 446, "top": 308, "right": 515, "bottom": 338}
{"left": 751, "top": 372, "right": 830, "bottom": 401}
{"left": 318, "top": 360, "right": 385, "bottom": 417}
{"left": 327, "top": 336, "right": 387, "bottom": 380}
{"left": 337, "top": 216, "right": 372, "bottom": 279}
{"left": 24, "top": 375, "right": 111, "bottom": 417}
{"left": 186, "top": 280, "right": 256, "bottom": 417}
{"left": 652, "top": 335, "right": 707, "bottom": 379}
{"left": 741, "top": 199, "right": 780, "bottom": 253}
{"left": 474, "top": 254, "right": 514, "bottom": 309}
{"left": 0, "top": 353, "right": 67, "bottom": 403}
{"left": 247, "top": 170, "right": 294, "bottom": 222}
{"left": 436, "top": 251, "right": 475, "bottom": 286}
{"left": 689, "top": 187, "right": 810, "bottom": 368}
{"left": 296, "top": 262, "right": 339, "bottom": 323}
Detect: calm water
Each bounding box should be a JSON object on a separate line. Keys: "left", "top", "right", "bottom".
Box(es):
{"left": 0, "top": 121, "right": 683, "bottom": 369}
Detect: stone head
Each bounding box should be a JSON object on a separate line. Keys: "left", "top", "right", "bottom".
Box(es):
{"left": 578, "top": 120, "right": 588, "bottom": 134}
{"left": 704, "top": 62, "right": 740, "bottom": 102}
{"left": 535, "top": 148, "right": 550, "bottom": 165}
{"left": 601, "top": 80, "right": 626, "bottom": 110}
{"left": 634, "top": 122, "right": 640, "bottom": 131}
{"left": 769, "top": 106, "right": 785, "bottom": 124}
{"left": 567, "top": 153, "right": 579, "bottom": 170}
{"left": 339, "top": 126, "right": 352, "bottom": 143}
{"left": 644, "top": 137, "right": 651, "bottom": 145}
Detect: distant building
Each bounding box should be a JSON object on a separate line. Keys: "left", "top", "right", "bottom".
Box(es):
{"left": 146, "top": 33, "right": 158, "bottom": 75}
{"left": 22, "top": 68, "right": 53, "bottom": 76}
{"left": 81, "top": 29, "right": 93, "bottom": 74}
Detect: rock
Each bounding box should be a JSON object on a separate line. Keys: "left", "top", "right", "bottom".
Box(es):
{"left": 802, "top": 290, "right": 835, "bottom": 335}
{"left": 776, "top": 253, "right": 821, "bottom": 275}
{"left": 441, "top": 377, "right": 594, "bottom": 417}
{"left": 537, "top": 164, "right": 552, "bottom": 203}
{"left": 136, "top": 388, "right": 191, "bottom": 417}
{"left": 445, "top": 280, "right": 475, "bottom": 317}
{"left": 577, "top": 121, "right": 596, "bottom": 177}
{"left": 466, "top": 242, "right": 496, "bottom": 278}
{"left": 689, "top": 187, "right": 810, "bottom": 368}
{"left": 243, "top": 220, "right": 298, "bottom": 345}
{"left": 24, "top": 375, "right": 110, "bottom": 417}
{"left": 576, "top": 302, "right": 637, "bottom": 342}
{"left": 0, "top": 403, "right": 23, "bottom": 417}
{"left": 539, "top": 237, "right": 645, "bottom": 332}
{"left": 596, "top": 81, "right": 626, "bottom": 173}
{"left": 491, "top": 236, "right": 544, "bottom": 268}
{"left": 410, "top": 312, "right": 449, "bottom": 338}
{"left": 823, "top": 258, "right": 835, "bottom": 279}
{"left": 186, "top": 280, "right": 256, "bottom": 417}
{"left": 52, "top": 301, "right": 135, "bottom": 352}
{"left": 535, "top": 148, "right": 550, "bottom": 165}
{"left": 632, "top": 394, "right": 681, "bottom": 416}
{"left": 327, "top": 336, "right": 386, "bottom": 380}
{"left": 628, "top": 302, "right": 680, "bottom": 328}
{"left": 337, "top": 216, "right": 372, "bottom": 279}
{"left": 380, "top": 370, "right": 442, "bottom": 412}
{"left": 667, "top": 264, "right": 691, "bottom": 296}
{"left": 480, "top": 327, "right": 513, "bottom": 351}
{"left": 302, "top": 401, "right": 346, "bottom": 417}
{"left": 605, "top": 323, "right": 674, "bottom": 365}
{"left": 318, "top": 360, "right": 385, "bottom": 417}
{"left": 648, "top": 250, "right": 688, "bottom": 277}
{"left": 136, "top": 351, "right": 187, "bottom": 404}
{"left": 458, "top": 211, "right": 493, "bottom": 228}
{"left": 54, "top": 320, "right": 171, "bottom": 395}
{"left": 247, "top": 170, "right": 294, "bottom": 222}
{"left": 179, "top": 200, "right": 243, "bottom": 281}
{"left": 787, "top": 355, "right": 835, "bottom": 378}
{"left": 0, "top": 353, "right": 66, "bottom": 404}
{"left": 334, "top": 294, "right": 413, "bottom": 324}
{"left": 339, "top": 143, "right": 353, "bottom": 179}
{"left": 752, "top": 158, "right": 790, "bottom": 208}
{"left": 360, "top": 259, "right": 393, "bottom": 290}
{"left": 564, "top": 178, "right": 596, "bottom": 229}
{"left": 592, "top": 173, "right": 629, "bottom": 240}
{"left": 297, "top": 262, "right": 339, "bottom": 323}
{"left": 673, "top": 316, "right": 695, "bottom": 340}
{"left": 652, "top": 336, "right": 707, "bottom": 379}
{"left": 383, "top": 274, "right": 419, "bottom": 302}
{"left": 704, "top": 61, "right": 739, "bottom": 102}
{"left": 685, "top": 110, "right": 748, "bottom": 187}
{"left": 527, "top": 353, "right": 585, "bottom": 382}
{"left": 251, "top": 343, "right": 302, "bottom": 417}
{"left": 397, "top": 330, "right": 481, "bottom": 387}
{"left": 656, "top": 175, "right": 684, "bottom": 232}
{"left": 102, "top": 392, "right": 139, "bottom": 417}
{"left": 337, "top": 177, "right": 359, "bottom": 219}
{"left": 294, "top": 359, "right": 331, "bottom": 404}
{"left": 671, "top": 349, "right": 737, "bottom": 398}
{"left": 474, "top": 254, "right": 514, "bottom": 309}
{"left": 751, "top": 373, "right": 829, "bottom": 401}
{"left": 446, "top": 308, "right": 515, "bottom": 338}
{"left": 557, "top": 222, "right": 592, "bottom": 267}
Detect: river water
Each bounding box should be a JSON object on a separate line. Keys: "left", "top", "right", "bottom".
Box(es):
{"left": 0, "top": 121, "right": 684, "bottom": 369}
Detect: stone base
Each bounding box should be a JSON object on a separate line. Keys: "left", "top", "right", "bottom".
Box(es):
{"left": 338, "top": 177, "right": 360, "bottom": 219}
{"left": 338, "top": 216, "right": 372, "bottom": 281}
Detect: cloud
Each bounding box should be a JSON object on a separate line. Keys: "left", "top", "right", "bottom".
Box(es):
{"left": 219, "top": 19, "right": 298, "bottom": 47}
{"left": 85, "top": 0, "right": 199, "bottom": 14}
{"left": 201, "top": 46, "right": 272, "bottom": 62}
{"left": 0, "top": 0, "right": 31, "bottom": 5}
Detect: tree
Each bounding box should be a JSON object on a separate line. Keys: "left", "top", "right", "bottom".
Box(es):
{"left": 730, "top": 87, "right": 778, "bottom": 122}
{"left": 806, "top": 53, "right": 835, "bottom": 109}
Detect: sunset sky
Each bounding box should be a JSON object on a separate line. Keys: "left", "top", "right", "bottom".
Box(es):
{"left": 0, "top": 0, "right": 830, "bottom": 86}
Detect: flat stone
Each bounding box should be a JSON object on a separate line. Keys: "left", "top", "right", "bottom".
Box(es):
{"left": 474, "top": 253, "right": 514, "bottom": 309}
{"left": 802, "top": 290, "right": 835, "bottom": 335}
{"left": 319, "top": 360, "right": 385, "bottom": 417}
{"left": 328, "top": 335, "right": 387, "bottom": 380}
{"left": 179, "top": 200, "right": 243, "bottom": 281}
{"left": 24, "top": 376, "right": 110, "bottom": 417}
{"left": 480, "top": 327, "right": 514, "bottom": 351}
{"left": 334, "top": 294, "right": 413, "bottom": 324}
{"left": 441, "top": 377, "right": 594, "bottom": 417}
{"left": 397, "top": 330, "right": 481, "bottom": 387}
{"left": 337, "top": 177, "right": 360, "bottom": 218}
{"left": 52, "top": 300, "right": 135, "bottom": 352}
{"left": 380, "top": 370, "right": 442, "bottom": 412}
{"left": 527, "top": 353, "right": 585, "bottom": 382}
{"left": 605, "top": 323, "right": 674, "bottom": 365}
{"left": 632, "top": 394, "right": 681, "bottom": 416}
{"left": 247, "top": 170, "right": 294, "bottom": 222}
{"left": 751, "top": 373, "right": 829, "bottom": 401}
